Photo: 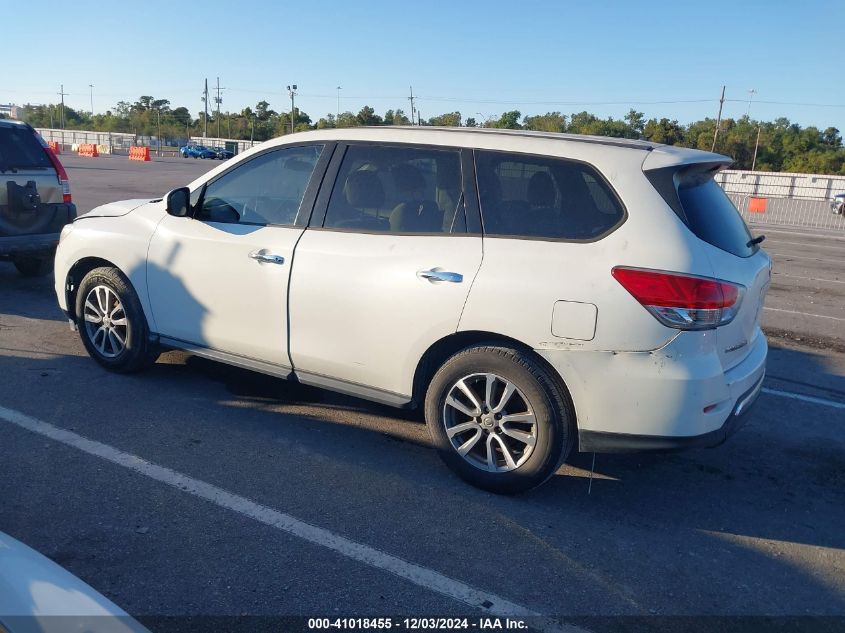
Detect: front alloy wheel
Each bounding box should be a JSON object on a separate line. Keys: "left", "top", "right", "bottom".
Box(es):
{"left": 83, "top": 285, "right": 128, "bottom": 358}
{"left": 443, "top": 373, "right": 537, "bottom": 472}
{"left": 75, "top": 266, "right": 158, "bottom": 373}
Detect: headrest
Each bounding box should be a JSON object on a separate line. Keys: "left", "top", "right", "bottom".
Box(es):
{"left": 344, "top": 170, "right": 385, "bottom": 209}
{"left": 527, "top": 171, "right": 555, "bottom": 207}
{"left": 391, "top": 164, "right": 426, "bottom": 193}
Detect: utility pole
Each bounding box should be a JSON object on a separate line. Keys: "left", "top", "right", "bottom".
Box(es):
{"left": 156, "top": 108, "right": 162, "bottom": 157}
{"left": 336, "top": 86, "right": 341, "bottom": 126}
{"left": 88, "top": 84, "right": 94, "bottom": 117}
{"left": 215, "top": 77, "right": 222, "bottom": 139}
{"left": 203, "top": 78, "right": 209, "bottom": 138}
{"left": 58, "top": 84, "right": 67, "bottom": 129}
{"left": 250, "top": 114, "right": 256, "bottom": 146}
{"left": 711, "top": 85, "right": 725, "bottom": 153}
{"left": 408, "top": 86, "right": 416, "bottom": 126}
{"left": 287, "top": 84, "right": 297, "bottom": 134}
{"left": 751, "top": 126, "right": 762, "bottom": 171}
{"left": 746, "top": 88, "right": 757, "bottom": 118}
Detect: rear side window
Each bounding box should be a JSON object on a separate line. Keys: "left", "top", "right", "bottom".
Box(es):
{"left": 0, "top": 127, "right": 52, "bottom": 170}
{"left": 677, "top": 171, "right": 755, "bottom": 258}
{"left": 475, "top": 151, "right": 625, "bottom": 240}
{"left": 323, "top": 144, "right": 465, "bottom": 234}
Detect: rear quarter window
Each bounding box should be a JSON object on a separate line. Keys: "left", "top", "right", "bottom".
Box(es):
{"left": 0, "top": 126, "right": 52, "bottom": 170}
{"left": 475, "top": 150, "right": 625, "bottom": 241}
{"left": 676, "top": 171, "right": 755, "bottom": 258}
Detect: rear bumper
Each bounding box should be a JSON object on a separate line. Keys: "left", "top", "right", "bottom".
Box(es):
{"left": 579, "top": 372, "right": 764, "bottom": 452}
{"left": 0, "top": 233, "right": 60, "bottom": 256}
{"left": 536, "top": 328, "right": 768, "bottom": 453}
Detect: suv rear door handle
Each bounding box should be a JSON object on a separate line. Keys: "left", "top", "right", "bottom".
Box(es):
{"left": 249, "top": 250, "right": 285, "bottom": 265}
{"left": 417, "top": 268, "right": 463, "bottom": 283}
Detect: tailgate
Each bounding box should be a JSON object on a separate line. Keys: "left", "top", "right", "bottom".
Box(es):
{"left": 707, "top": 247, "right": 771, "bottom": 370}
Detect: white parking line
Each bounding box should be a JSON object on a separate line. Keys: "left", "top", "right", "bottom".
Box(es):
{"left": 757, "top": 227, "right": 845, "bottom": 242}
{"left": 764, "top": 307, "right": 845, "bottom": 322}
{"left": 772, "top": 273, "right": 845, "bottom": 285}
{"left": 762, "top": 388, "right": 845, "bottom": 410}
{"left": 766, "top": 240, "right": 845, "bottom": 250}
{"left": 766, "top": 251, "right": 845, "bottom": 263}
{"left": 0, "top": 404, "right": 580, "bottom": 633}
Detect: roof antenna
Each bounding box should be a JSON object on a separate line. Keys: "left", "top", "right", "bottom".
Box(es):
{"left": 587, "top": 452, "right": 596, "bottom": 495}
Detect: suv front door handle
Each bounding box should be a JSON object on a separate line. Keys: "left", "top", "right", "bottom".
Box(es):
{"left": 249, "top": 250, "right": 285, "bottom": 265}
{"left": 417, "top": 268, "right": 463, "bottom": 283}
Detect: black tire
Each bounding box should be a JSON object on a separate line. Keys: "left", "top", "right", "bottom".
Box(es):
{"left": 75, "top": 266, "right": 158, "bottom": 373}
{"left": 12, "top": 253, "right": 53, "bottom": 277}
{"left": 425, "top": 345, "right": 575, "bottom": 494}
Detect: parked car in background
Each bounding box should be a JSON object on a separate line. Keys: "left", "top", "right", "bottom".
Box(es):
{"left": 213, "top": 146, "right": 234, "bottom": 160}
{"left": 831, "top": 192, "right": 845, "bottom": 215}
{"left": 0, "top": 531, "right": 149, "bottom": 633}
{"left": 179, "top": 145, "right": 216, "bottom": 159}
{"left": 54, "top": 127, "right": 770, "bottom": 493}
{"left": 0, "top": 120, "right": 76, "bottom": 276}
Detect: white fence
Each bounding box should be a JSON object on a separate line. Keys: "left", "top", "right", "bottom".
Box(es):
{"left": 715, "top": 169, "right": 845, "bottom": 232}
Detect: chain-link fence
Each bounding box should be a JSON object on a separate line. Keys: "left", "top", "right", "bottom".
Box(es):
{"left": 188, "top": 136, "right": 257, "bottom": 154}
{"left": 716, "top": 170, "right": 845, "bottom": 232}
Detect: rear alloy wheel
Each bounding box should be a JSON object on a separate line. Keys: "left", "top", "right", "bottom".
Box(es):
{"left": 76, "top": 267, "right": 158, "bottom": 372}
{"left": 12, "top": 254, "right": 53, "bottom": 277}
{"left": 442, "top": 373, "right": 538, "bottom": 472}
{"left": 425, "top": 345, "right": 574, "bottom": 494}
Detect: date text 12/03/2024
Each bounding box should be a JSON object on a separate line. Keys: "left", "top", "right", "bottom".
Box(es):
{"left": 307, "top": 618, "right": 530, "bottom": 630}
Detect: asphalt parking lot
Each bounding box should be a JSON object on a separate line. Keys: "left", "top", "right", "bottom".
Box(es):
{"left": 2, "top": 154, "right": 844, "bottom": 631}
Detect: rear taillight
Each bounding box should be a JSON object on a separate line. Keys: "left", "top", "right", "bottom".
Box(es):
{"left": 611, "top": 266, "right": 744, "bottom": 330}
{"left": 37, "top": 133, "right": 72, "bottom": 204}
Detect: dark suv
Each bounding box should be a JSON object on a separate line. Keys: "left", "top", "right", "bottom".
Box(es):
{"left": 0, "top": 120, "right": 76, "bottom": 276}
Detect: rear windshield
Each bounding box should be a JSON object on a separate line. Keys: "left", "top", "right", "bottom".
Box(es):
{"left": 0, "top": 126, "right": 51, "bottom": 171}
{"left": 676, "top": 170, "right": 755, "bottom": 258}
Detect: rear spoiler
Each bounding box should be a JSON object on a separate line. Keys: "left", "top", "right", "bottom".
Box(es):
{"left": 642, "top": 156, "right": 733, "bottom": 225}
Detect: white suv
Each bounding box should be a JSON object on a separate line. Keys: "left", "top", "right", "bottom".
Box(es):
{"left": 55, "top": 128, "right": 770, "bottom": 493}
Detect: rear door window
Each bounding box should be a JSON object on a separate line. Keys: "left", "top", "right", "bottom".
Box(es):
{"left": 0, "top": 126, "right": 52, "bottom": 170}
{"left": 676, "top": 170, "right": 755, "bottom": 258}
{"left": 474, "top": 150, "right": 625, "bottom": 240}
{"left": 322, "top": 144, "right": 465, "bottom": 233}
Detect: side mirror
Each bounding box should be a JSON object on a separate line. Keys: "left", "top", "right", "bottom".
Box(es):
{"left": 166, "top": 187, "right": 191, "bottom": 217}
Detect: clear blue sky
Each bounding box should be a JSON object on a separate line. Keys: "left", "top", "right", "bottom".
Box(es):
{"left": 5, "top": 0, "right": 844, "bottom": 130}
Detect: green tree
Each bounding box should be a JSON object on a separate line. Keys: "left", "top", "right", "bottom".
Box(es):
{"left": 489, "top": 110, "right": 522, "bottom": 129}
{"left": 624, "top": 109, "right": 645, "bottom": 138}
{"left": 522, "top": 112, "right": 566, "bottom": 132}
{"left": 643, "top": 118, "right": 684, "bottom": 145}
{"left": 356, "top": 106, "right": 383, "bottom": 126}
{"left": 428, "top": 111, "right": 462, "bottom": 127}
{"left": 337, "top": 111, "right": 360, "bottom": 128}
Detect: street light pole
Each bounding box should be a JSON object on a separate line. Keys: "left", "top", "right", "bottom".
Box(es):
{"left": 336, "top": 86, "right": 341, "bottom": 126}
{"left": 711, "top": 85, "right": 726, "bottom": 153}
{"left": 58, "top": 84, "right": 67, "bottom": 130}
{"left": 88, "top": 84, "right": 94, "bottom": 118}
{"left": 287, "top": 84, "right": 297, "bottom": 134}
{"left": 751, "top": 126, "right": 762, "bottom": 171}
